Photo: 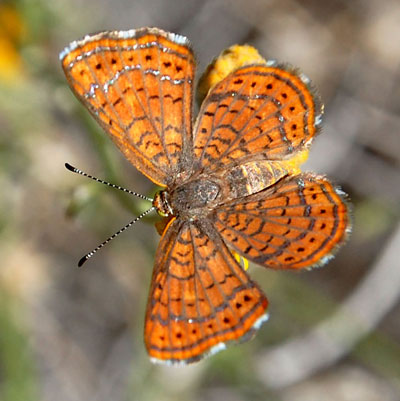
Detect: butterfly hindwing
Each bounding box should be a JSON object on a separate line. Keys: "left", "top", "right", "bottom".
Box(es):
{"left": 212, "top": 173, "right": 350, "bottom": 270}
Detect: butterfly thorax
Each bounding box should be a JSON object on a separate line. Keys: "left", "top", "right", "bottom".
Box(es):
{"left": 153, "top": 178, "right": 221, "bottom": 219}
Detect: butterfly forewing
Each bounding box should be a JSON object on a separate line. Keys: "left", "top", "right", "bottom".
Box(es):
{"left": 60, "top": 28, "right": 195, "bottom": 186}
{"left": 213, "top": 174, "right": 349, "bottom": 270}
{"left": 145, "top": 218, "right": 268, "bottom": 364}
{"left": 193, "top": 64, "right": 321, "bottom": 173}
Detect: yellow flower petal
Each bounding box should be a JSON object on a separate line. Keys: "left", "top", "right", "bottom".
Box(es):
{"left": 197, "top": 44, "right": 267, "bottom": 105}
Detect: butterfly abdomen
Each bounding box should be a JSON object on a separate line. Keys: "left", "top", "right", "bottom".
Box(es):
{"left": 221, "top": 160, "right": 290, "bottom": 199}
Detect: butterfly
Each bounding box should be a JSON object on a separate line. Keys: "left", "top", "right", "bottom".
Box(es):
{"left": 60, "top": 27, "right": 350, "bottom": 365}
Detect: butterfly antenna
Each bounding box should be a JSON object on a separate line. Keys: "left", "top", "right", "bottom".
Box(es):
{"left": 65, "top": 162, "right": 153, "bottom": 202}
{"left": 78, "top": 206, "right": 156, "bottom": 267}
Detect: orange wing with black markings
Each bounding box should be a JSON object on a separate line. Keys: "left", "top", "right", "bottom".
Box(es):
{"left": 193, "top": 64, "right": 322, "bottom": 172}
{"left": 60, "top": 27, "right": 195, "bottom": 186}
{"left": 212, "top": 174, "right": 350, "bottom": 270}
{"left": 144, "top": 218, "right": 268, "bottom": 364}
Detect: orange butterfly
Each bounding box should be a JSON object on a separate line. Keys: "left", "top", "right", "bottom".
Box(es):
{"left": 60, "top": 27, "right": 350, "bottom": 365}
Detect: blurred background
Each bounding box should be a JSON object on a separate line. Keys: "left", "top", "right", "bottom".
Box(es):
{"left": 1, "top": 0, "right": 400, "bottom": 400}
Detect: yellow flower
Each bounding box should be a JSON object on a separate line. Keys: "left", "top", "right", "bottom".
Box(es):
{"left": 0, "top": 4, "right": 26, "bottom": 82}
{"left": 197, "top": 44, "right": 266, "bottom": 105}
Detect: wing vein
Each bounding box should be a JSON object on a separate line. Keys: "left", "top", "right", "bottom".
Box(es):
{"left": 190, "top": 224, "right": 224, "bottom": 339}
{"left": 81, "top": 56, "right": 123, "bottom": 130}
{"left": 157, "top": 43, "right": 172, "bottom": 167}
{"left": 99, "top": 50, "right": 137, "bottom": 133}
{"left": 219, "top": 211, "right": 325, "bottom": 236}
{"left": 195, "top": 224, "right": 242, "bottom": 329}
{"left": 137, "top": 43, "right": 168, "bottom": 168}
{"left": 207, "top": 75, "right": 287, "bottom": 165}
{"left": 198, "top": 75, "right": 248, "bottom": 163}
{"left": 112, "top": 45, "right": 168, "bottom": 177}
{"left": 218, "top": 221, "right": 302, "bottom": 260}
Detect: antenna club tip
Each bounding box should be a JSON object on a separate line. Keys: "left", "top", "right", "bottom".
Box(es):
{"left": 65, "top": 162, "right": 75, "bottom": 172}
{"left": 78, "top": 256, "right": 88, "bottom": 267}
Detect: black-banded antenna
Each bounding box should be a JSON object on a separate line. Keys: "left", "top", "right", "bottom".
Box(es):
{"left": 65, "top": 162, "right": 156, "bottom": 266}
{"left": 78, "top": 206, "right": 155, "bottom": 266}
{"left": 65, "top": 163, "right": 153, "bottom": 202}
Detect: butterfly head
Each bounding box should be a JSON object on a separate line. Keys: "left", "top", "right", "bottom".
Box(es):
{"left": 153, "top": 190, "right": 174, "bottom": 217}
